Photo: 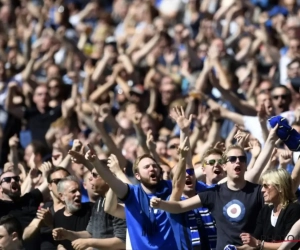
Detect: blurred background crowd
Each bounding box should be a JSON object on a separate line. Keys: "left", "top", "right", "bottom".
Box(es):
{"left": 1, "top": 0, "right": 300, "bottom": 249}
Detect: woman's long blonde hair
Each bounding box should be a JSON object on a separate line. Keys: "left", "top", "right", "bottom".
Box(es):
{"left": 260, "top": 168, "right": 296, "bottom": 209}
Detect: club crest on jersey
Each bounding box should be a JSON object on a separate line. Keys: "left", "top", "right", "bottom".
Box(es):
{"left": 223, "top": 199, "right": 246, "bottom": 222}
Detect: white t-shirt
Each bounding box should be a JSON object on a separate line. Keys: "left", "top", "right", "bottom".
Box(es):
{"left": 126, "top": 229, "right": 132, "bottom": 250}
{"left": 243, "top": 111, "right": 295, "bottom": 145}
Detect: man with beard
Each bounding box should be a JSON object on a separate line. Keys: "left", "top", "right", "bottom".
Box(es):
{"left": 52, "top": 176, "right": 92, "bottom": 250}
{"left": 0, "top": 215, "right": 24, "bottom": 250}
{"left": 68, "top": 143, "right": 190, "bottom": 250}
{"left": 0, "top": 169, "right": 49, "bottom": 249}
{"left": 52, "top": 166, "right": 126, "bottom": 250}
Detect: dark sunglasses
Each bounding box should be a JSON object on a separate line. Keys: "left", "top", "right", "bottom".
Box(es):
{"left": 168, "top": 144, "right": 179, "bottom": 149}
{"left": 272, "top": 94, "right": 288, "bottom": 100}
{"left": 1, "top": 176, "right": 20, "bottom": 184}
{"left": 186, "top": 169, "right": 195, "bottom": 176}
{"left": 262, "top": 183, "right": 271, "bottom": 189}
{"left": 92, "top": 172, "right": 99, "bottom": 178}
{"left": 50, "top": 178, "right": 62, "bottom": 185}
{"left": 205, "top": 159, "right": 223, "bottom": 166}
{"left": 226, "top": 156, "right": 247, "bottom": 163}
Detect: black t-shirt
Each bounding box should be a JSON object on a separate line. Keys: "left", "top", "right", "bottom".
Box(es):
{"left": 40, "top": 201, "right": 56, "bottom": 250}
{"left": 198, "top": 182, "right": 264, "bottom": 250}
{"left": 53, "top": 203, "right": 93, "bottom": 250}
{"left": 0, "top": 189, "right": 43, "bottom": 250}
{"left": 0, "top": 189, "right": 43, "bottom": 229}
{"left": 24, "top": 105, "right": 62, "bottom": 144}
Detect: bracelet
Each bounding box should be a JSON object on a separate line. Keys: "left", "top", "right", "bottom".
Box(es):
{"left": 260, "top": 240, "right": 264, "bottom": 250}
{"left": 255, "top": 240, "right": 261, "bottom": 250}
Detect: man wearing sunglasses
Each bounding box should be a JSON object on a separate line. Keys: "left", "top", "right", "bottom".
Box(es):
{"left": 166, "top": 148, "right": 224, "bottom": 250}
{"left": 0, "top": 169, "right": 50, "bottom": 250}
{"left": 151, "top": 141, "right": 278, "bottom": 249}
{"left": 23, "top": 167, "right": 71, "bottom": 250}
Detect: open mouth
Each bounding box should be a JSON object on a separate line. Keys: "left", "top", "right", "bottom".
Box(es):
{"left": 185, "top": 179, "right": 193, "bottom": 186}
{"left": 150, "top": 173, "right": 157, "bottom": 179}
{"left": 234, "top": 166, "right": 241, "bottom": 174}
{"left": 74, "top": 198, "right": 81, "bottom": 206}
{"left": 11, "top": 183, "right": 19, "bottom": 192}
{"left": 213, "top": 169, "right": 222, "bottom": 175}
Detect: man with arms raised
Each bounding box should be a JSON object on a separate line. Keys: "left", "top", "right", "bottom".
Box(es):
{"left": 150, "top": 125, "right": 280, "bottom": 249}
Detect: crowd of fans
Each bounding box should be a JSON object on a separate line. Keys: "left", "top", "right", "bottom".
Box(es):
{"left": 3, "top": 0, "right": 300, "bottom": 250}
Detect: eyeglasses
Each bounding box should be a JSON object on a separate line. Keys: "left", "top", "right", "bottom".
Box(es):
{"left": 205, "top": 159, "right": 223, "bottom": 166}
{"left": 226, "top": 156, "right": 247, "bottom": 163}
{"left": 0, "top": 176, "right": 20, "bottom": 184}
{"left": 92, "top": 172, "right": 99, "bottom": 179}
{"left": 186, "top": 169, "right": 194, "bottom": 176}
{"left": 168, "top": 144, "right": 179, "bottom": 149}
{"left": 262, "top": 183, "right": 272, "bottom": 189}
{"left": 260, "top": 88, "right": 272, "bottom": 93}
{"left": 50, "top": 178, "right": 62, "bottom": 185}
{"left": 272, "top": 94, "right": 288, "bottom": 100}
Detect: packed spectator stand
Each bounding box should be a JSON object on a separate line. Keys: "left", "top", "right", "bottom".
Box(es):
{"left": 3, "top": 0, "right": 300, "bottom": 250}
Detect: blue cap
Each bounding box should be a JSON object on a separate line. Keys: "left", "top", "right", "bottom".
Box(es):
{"left": 268, "top": 6, "right": 288, "bottom": 18}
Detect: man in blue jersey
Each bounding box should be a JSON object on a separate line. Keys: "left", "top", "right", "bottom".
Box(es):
{"left": 168, "top": 147, "right": 225, "bottom": 250}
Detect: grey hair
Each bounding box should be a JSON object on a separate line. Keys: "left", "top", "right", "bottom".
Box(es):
{"left": 57, "top": 176, "right": 79, "bottom": 194}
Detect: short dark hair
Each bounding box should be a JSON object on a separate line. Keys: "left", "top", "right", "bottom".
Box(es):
{"left": 0, "top": 170, "right": 17, "bottom": 180}
{"left": 47, "top": 167, "right": 71, "bottom": 184}
{"left": 0, "top": 215, "right": 23, "bottom": 240}
{"left": 287, "top": 58, "right": 300, "bottom": 68}
{"left": 272, "top": 85, "right": 291, "bottom": 97}
{"left": 30, "top": 141, "right": 49, "bottom": 159}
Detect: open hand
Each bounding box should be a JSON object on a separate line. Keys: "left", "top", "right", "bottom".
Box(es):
{"left": 169, "top": 106, "right": 193, "bottom": 132}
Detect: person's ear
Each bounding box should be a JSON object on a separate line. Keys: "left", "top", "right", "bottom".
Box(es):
{"left": 201, "top": 165, "right": 206, "bottom": 174}
{"left": 11, "top": 232, "right": 18, "bottom": 242}
{"left": 135, "top": 172, "right": 141, "bottom": 181}
{"left": 59, "top": 192, "right": 65, "bottom": 202}
{"left": 83, "top": 182, "right": 87, "bottom": 190}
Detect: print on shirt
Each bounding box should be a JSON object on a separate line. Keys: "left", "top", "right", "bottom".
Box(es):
{"left": 223, "top": 200, "right": 246, "bottom": 223}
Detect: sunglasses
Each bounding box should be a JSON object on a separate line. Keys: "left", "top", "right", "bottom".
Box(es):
{"left": 168, "top": 144, "right": 179, "bottom": 149}
{"left": 226, "top": 156, "right": 247, "bottom": 163}
{"left": 1, "top": 176, "right": 20, "bottom": 184}
{"left": 205, "top": 159, "right": 223, "bottom": 166}
{"left": 272, "top": 94, "right": 288, "bottom": 100}
{"left": 186, "top": 169, "right": 195, "bottom": 176}
{"left": 262, "top": 183, "right": 272, "bottom": 189}
{"left": 50, "top": 178, "right": 62, "bottom": 185}
{"left": 92, "top": 172, "right": 99, "bottom": 179}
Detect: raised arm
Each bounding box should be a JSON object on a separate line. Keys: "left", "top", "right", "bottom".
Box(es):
{"left": 150, "top": 195, "right": 201, "bottom": 214}
{"left": 69, "top": 147, "right": 129, "bottom": 200}
{"left": 169, "top": 138, "right": 189, "bottom": 202}
{"left": 245, "top": 125, "right": 278, "bottom": 184}
{"left": 104, "top": 188, "right": 126, "bottom": 219}
{"left": 170, "top": 106, "right": 193, "bottom": 168}
{"left": 131, "top": 113, "right": 149, "bottom": 155}
{"left": 291, "top": 156, "right": 300, "bottom": 193}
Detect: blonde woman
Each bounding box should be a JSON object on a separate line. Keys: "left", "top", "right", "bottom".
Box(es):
{"left": 240, "top": 169, "right": 300, "bottom": 250}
